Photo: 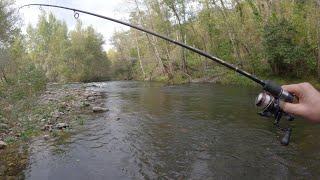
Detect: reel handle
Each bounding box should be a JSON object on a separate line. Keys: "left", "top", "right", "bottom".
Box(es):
{"left": 263, "top": 80, "right": 295, "bottom": 103}
{"left": 281, "top": 128, "right": 292, "bottom": 146}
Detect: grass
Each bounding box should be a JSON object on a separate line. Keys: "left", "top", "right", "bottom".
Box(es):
{"left": 76, "top": 116, "right": 86, "bottom": 125}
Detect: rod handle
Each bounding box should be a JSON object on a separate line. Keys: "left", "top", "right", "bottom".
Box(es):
{"left": 263, "top": 80, "right": 294, "bottom": 103}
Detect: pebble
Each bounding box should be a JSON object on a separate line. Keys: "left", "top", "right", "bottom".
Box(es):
{"left": 82, "top": 101, "right": 90, "bottom": 107}
{"left": 0, "top": 141, "right": 7, "bottom": 149}
{"left": 87, "top": 96, "right": 95, "bottom": 101}
{"left": 0, "top": 123, "right": 8, "bottom": 130}
{"left": 0, "top": 165, "right": 5, "bottom": 175}
{"left": 56, "top": 123, "right": 69, "bottom": 129}
{"left": 42, "top": 125, "right": 53, "bottom": 132}
{"left": 93, "top": 92, "right": 102, "bottom": 96}
{"left": 43, "top": 135, "right": 50, "bottom": 140}
{"left": 92, "top": 107, "right": 109, "bottom": 113}
{"left": 52, "top": 111, "right": 61, "bottom": 119}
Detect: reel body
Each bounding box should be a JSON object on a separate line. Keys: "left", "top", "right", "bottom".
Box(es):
{"left": 255, "top": 92, "right": 294, "bottom": 145}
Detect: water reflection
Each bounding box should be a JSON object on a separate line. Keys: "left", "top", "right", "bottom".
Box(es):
{"left": 25, "top": 81, "right": 320, "bottom": 179}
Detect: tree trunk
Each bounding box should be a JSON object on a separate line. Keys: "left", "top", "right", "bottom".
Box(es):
{"left": 134, "top": 0, "right": 166, "bottom": 76}
{"left": 167, "top": 2, "right": 188, "bottom": 74}
{"left": 134, "top": 32, "right": 146, "bottom": 80}
{"left": 215, "top": 0, "right": 243, "bottom": 66}
{"left": 146, "top": 35, "right": 166, "bottom": 74}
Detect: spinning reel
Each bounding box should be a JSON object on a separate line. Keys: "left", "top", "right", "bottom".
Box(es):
{"left": 255, "top": 81, "right": 296, "bottom": 146}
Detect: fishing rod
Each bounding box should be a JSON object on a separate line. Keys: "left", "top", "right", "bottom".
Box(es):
{"left": 19, "top": 3, "right": 296, "bottom": 145}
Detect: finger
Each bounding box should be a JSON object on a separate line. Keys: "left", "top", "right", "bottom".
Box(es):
{"left": 282, "top": 84, "right": 302, "bottom": 97}
{"left": 281, "top": 102, "right": 305, "bottom": 116}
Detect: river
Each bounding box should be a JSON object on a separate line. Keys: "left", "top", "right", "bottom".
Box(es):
{"left": 24, "top": 81, "right": 320, "bottom": 179}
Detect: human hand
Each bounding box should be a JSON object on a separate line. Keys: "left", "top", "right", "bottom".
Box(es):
{"left": 281, "top": 83, "right": 320, "bottom": 123}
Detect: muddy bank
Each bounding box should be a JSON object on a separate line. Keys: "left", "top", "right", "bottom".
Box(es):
{"left": 0, "top": 83, "right": 107, "bottom": 178}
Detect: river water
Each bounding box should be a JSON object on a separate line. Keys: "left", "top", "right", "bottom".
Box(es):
{"left": 25, "top": 81, "right": 320, "bottom": 179}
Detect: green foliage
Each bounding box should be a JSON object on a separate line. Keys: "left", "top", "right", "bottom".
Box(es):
{"left": 68, "top": 23, "right": 111, "bottom": 82}
{"left": 107, "top": 0, "right": 320, "bottom": 84}
{"left": 0, "top": 0, "right": 18, "bottom": 47}
{"left": 263, "top": 17, "right": 314, "bottom": 77}
{"left": 7, "top": 64, "right": 46, "bottom": 101}
{"left": 27, "top": 13, "right": 111, "bottom": 82}
{"left": 4, "top": 136, "right": 16, "bottom": 144}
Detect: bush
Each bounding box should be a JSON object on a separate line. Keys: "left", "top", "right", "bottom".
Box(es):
{"left": 6, "top": 64, "right": 46, "bottom": 101}
{"left": 263, "top": 18, "right": 314, "bottom": 77}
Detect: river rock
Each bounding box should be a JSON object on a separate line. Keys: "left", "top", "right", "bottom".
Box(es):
{"left": 0, "top": 165, "right": 5, "bottom": 175}
{"left": 87, "top": 96, "right": 95, "bottom": 101}
{"left": 56, "top": 123, "right": 69, "bottom": 129}
{"left": 0, "top": 141, "right": 7, "bottom": 149}
{"left": 60, "top": 102, "right": 69, "bottom": 109}
{"left": 93, "top": 92, "right": 102, "bottom": 96}
{"left": 42, "top": 125, "right": 53, "bottom": 132}
{"left": 82, "top": 101, "right": 90, "bottom": 107}
{"left": 48, "top": 98, "right": 57, "bottom": 102}
{"left": 43, "top": 135, "right": 50, "bottom": 140}
{"left": 0, "top": 123, "right": 8, "bottom": 130}
{"left": 52, "top": 111, "right": 61, "bottom": 119}
{"left": 92, "top": 107, "right": 109, "bottom": 113}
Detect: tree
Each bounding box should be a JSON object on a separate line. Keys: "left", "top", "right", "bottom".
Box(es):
{"left": 0, "top": 0, "right": 18, "bottom": 48}
{"left": 26, "top": 13, "right": 111, "bottom": 82}
{"left": 263, "top": 17, "right": 313, "bottom": 77}
{"left": 68, "top": 22, "right": 110, "bottom": 82}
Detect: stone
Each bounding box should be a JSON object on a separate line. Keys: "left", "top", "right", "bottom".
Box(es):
{"left": 43, "top": 135, "right": 50, "bottom": 140}
{"left": 0, "top": 123, "right": 9, "bottom": 130}
{"left": 0, "top": 165, "right": 5, "bottom": 175}
{"left": 48, "top": 98, "right": 56, "bottom": 102}
{"left": 93, "top": 92, "right": 102, "bottom": 96}
{"left": 92, "top": 107, "right": 109, "bottom": 113}
{"left": 52, "top": 111, "right": 61, "bottom": 119}
{"left": 82, "top": 101, "right": 90, "bottom": 107}
{"left": 0, "top": 141, "right": 7, "bottom": 149}
{"left": 42, "top": 125, "right": 53, "bottom": 132}
{"left": 87, "top": 96, "right": 95, "bottom": 101}
{"left": 56, "top": 123, "right": 69, "bottom": 129}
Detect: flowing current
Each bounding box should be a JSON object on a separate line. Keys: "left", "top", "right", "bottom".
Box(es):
{"left": 25, "top": 81, "right": 320, "bottom": 179}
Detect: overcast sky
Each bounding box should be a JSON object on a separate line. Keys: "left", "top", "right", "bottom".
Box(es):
{"left": 15, "top": 0, "right": 132, "bottom": 50}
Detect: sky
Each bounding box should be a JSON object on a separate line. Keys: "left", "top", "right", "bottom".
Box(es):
{"left": 15, "top": 0, "right": 132, "bottom": 50}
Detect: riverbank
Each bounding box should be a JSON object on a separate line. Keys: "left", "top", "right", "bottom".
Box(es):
{"left": 0, "top": 83, "right": 108, "bottom": 178}
{"left": 151, "top": 69, "right": 320, "bottom": 89}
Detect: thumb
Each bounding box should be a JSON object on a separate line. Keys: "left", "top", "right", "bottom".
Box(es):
{"left": 281, "top": 102, "right": 305, "bottom": 116}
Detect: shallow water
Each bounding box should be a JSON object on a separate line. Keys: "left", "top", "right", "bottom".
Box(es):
{"left": 25, "top": 81, "right": 320, "bottom": 179}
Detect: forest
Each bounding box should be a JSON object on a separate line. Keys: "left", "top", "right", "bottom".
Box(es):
{"left": 109, "top": 0, "right": 320, "bottom": 85}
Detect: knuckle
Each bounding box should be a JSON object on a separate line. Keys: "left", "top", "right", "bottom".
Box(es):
{"left": 300, "top": 82, "right": 311, "bottom": 88}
